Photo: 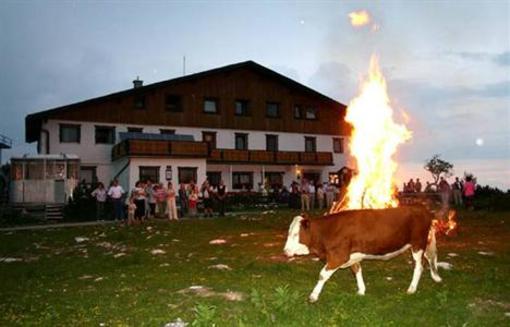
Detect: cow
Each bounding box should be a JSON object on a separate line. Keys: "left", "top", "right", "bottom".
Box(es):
{"left": 283, "top": 206, "right": 442, "bottom": 302}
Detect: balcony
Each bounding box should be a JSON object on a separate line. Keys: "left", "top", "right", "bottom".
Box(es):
{"left": 112, "top": 139, "right": 208, "bottom": 160}
{"left": 208, "top": 149, "right": 333, "bottom": 166}
{"left": 112, "top": 139, "right": 333, "bottom": 165}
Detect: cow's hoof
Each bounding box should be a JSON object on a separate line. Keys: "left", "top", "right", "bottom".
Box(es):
{"left": 406, "top": 287, "right": 416, "bottom": 294}
{"left": 431, "top": 275, "right": 442, "bottom": 283}
{"left": 308, "top": 295, "right": 318, "bottom": 303}
{"left": 357, "top": 290, "right": 365, "bottom": 296}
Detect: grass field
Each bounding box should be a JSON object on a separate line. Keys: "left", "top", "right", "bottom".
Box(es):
{"left": 0, "top": 209, "right": 509, "bottom": 326}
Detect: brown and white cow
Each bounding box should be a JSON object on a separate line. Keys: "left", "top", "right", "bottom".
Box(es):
{"left": 283, "top": 206, "right": 442, "bottom": 302}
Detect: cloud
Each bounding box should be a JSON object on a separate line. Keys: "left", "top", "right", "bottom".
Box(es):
{"left": 449, "top": 51, "right": 510, "bottom": 66}
{"left": 308, "top": 61, "right": 356, "bottom": 103}
{"left": 494, "top": 51, "right": 510, "bottom": 66}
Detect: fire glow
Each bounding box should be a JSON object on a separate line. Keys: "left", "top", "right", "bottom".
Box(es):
{"left": 334, "top": 55, "right": 412, "bottom": 211}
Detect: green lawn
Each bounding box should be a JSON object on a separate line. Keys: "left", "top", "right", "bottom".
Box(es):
{"left": 0, "top": 209, "right": 509, "bottom": 326}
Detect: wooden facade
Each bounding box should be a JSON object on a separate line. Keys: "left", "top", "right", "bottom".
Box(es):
{"left": 112, "top": 139, "right": 334, "bottom": 166}
{"left": 26, "top": 61, "right": 350, "bottom": 143}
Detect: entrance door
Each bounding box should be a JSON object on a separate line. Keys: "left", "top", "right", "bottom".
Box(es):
{"left": 303, "top": 172, "right": 321, "bottom": 184}
{"left": 206, "top": 172, "right": 221, "bottom": 187}
{"left": 54, "top": 180, "right": 65, "bottom": 203}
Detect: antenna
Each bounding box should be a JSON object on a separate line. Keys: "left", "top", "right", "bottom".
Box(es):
{"left": 183, "top": 56, "right": 186, "bottom": 76}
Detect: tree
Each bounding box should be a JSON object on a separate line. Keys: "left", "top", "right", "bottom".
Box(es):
{"left": 424, "top": 154, "right": 453, "bottom": 186}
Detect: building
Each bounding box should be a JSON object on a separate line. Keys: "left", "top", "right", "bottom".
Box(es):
{"left": 25, "top": 61, "right": 351, "bottom": 193}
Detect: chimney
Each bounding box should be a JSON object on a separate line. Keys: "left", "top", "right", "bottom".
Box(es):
{"left": 133, "top": 76, "right": 143, "bottom": 88}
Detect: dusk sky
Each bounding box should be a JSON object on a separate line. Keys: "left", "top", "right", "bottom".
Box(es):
{"left": 1, "top": 1, "right": 509, "bottom": 189}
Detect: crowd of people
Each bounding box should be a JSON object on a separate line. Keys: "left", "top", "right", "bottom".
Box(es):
{"left": 402, "top": 175, "right": 477, "bottom": 209}
{"left": 88, "top": 179, "right": 229, "bottom": 224}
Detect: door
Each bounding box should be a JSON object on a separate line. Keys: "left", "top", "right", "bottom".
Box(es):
{"left": 54, "top": 180, "right": 65, "bottom": 203}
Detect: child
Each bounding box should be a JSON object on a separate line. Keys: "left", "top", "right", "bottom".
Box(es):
{"left": 189, "top": 187, "right": 198, "bottom": 218}
{"left": 127, "top": 196, "right": 137, "bottom": 226}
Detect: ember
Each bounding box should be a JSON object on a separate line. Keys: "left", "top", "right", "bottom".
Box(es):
{"left": 432, "top": 210, "right": 458, "bottom": 237}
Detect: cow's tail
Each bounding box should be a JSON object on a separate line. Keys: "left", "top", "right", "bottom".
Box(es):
{"left": 425, "top": 225, "right": 442, "bottom": 282}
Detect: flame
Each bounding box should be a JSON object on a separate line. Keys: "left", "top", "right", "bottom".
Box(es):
{"left": 349, "top": 10, "right": 371, "bottom": 27}
{"left": 432, "top": 210, "right": 458, "bottom": 237}
{"left": 337, "top": 55, "right": 412, "bottom": 210}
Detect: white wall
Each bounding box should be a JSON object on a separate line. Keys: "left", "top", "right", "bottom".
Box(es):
{"left": 127, "top": 157, "right": 206, "bottom": 191}
{"left": 41, "top": 119, "right": 350, "bottom": 189}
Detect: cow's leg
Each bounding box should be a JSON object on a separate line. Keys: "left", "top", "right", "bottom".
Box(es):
{"left": 309, "top": 264, "right": 340, "bottom": 303}
{"left": 351, "top": 263, "right": 366, "bottom": 295}
{"left": 407, "top": 249, "right": 424, "bottom": 294}
{"left": 424, "top": 228, "right": 442, "bottom": 283}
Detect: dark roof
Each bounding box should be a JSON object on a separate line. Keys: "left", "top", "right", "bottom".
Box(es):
{"left": 26, "top": 60, "right": 345, "bottom": 142}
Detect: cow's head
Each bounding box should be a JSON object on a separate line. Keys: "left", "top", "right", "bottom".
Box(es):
{"left": 283, "top": 215, "right": 311, "bottom": 257}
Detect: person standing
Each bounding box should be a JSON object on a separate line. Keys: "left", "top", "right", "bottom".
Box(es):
{"left": 178, "top": 183, "right": 188, "bottom": 218}
{"left": 202, "top": 181, "right": 213, "bottom": 217}
{"left": 415, "top": 178, "right": 422, "bottom": 193}
{"left": 216, "top": 180, "right": 227, "bottom": 217}
{"left": 132, "top": 181, "right": 146, "bottom": 223}
{"left": 326, "top": 182, "right": 335, "bottom": 209}
{"left": 438, "top": 177, "right": 451, "bottom": 210}
{"left": 301, "top": 179, "right": 310, "bottom": 212}
{"left": 309, "top": 181, "right": 316, "bottom": 210}
{"left": 107, "top": 179, "right": 125, "bottom": 221}
{"left": 145, "top": 179, "right": 156, "bottom": 219}
{"left": 91, "top": 182, "right": 107, "bottom": 220}
{"left": 451, "top": 177, "right": 463, "bottom": 206}
{"left": 188, "top": 185, "right": 198, "bottom": 217}
{"left": 463, "top": 175, "right": 476, "bottom": 210}
{"left": 166, "top": 182, "right": 178, "bottom": 220}
{"left": 154, "top": 184, "right": 167, "bottom": 217}
{"left": 316, "top": 184, "right": 325, "bottom": 210}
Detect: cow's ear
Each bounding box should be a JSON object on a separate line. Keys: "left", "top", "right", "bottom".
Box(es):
{"left": 301, "top": 218, "right": 310, "bottom": 230}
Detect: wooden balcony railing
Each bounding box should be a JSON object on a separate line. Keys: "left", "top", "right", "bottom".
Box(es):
{"left": 112, "top": 139, "right": 333, "bottom": 165}
{"left": 208, "top": 149, "right": 333, "bottom": 165}
{"left": 112, "top": 139, "right": 208, "bottom": 160}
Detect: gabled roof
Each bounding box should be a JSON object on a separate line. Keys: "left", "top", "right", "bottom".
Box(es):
{"left": 26, "top": 60, "right": 345, "bottom": 142}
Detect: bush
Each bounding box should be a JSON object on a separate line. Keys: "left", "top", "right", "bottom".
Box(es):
{"left": 0, "top": 207, "right": 41, "bottom": 227}
{"left": 473, "top": 185, "right": 510, "bottom": 211}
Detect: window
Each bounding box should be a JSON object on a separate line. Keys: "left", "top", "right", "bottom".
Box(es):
{"left": 203, "top": 98, "right": 218, "bottom": 114}
{"left": 178, "top": 167, "right": 197, "bottom": 184}
{"left": 127, "top": 127, "right": 143, "bottom": 133}
{"left": 206, "top": 172, "right": 222, "bottom": 187}
{"left": 266, "top": 102, "right": 280, "bottom": 118}
{"left": 305, "top": 107, "right": 318, "bottom": 120}
{"left": 266, "top": 134, "right": 278, "bottom": 152}
{"left": 59, "top": 124, "right": 81, "bottom": 143}
{"left": 46, "top": 160, "right": 65, "bottom": 179}
{"left": 333, "top": 137, "right": 344, "bottom": 153}
{"left": 80, "top": 166, "right": 97, "bottom": 184}
{"left": 235, "top": 100, "right": 250, "bottom": 116}
{"left": 134, "top": 95, "right": 145, "bottom": 109}
{"left": 235, "top": 133, "right": 248, "bottom": 150}
{"left": 232, "top": 172, "right": 253, "bottom": 190}
{"left": 160, "top": 129, "right": 176, "bottom": 135}
{"left": 139, "top": 166, "right": 160, "bottom": 183}
{"left": 202, "top": 131, "right": 217, "bottom": 150}
{"left": 305, "top": 137, "right": 316, "bottom": 152}
{"left": 95, "top": 126, "right": 115, "bottom": 144}
{"left": 165, "top": 94, "right": 182, "bottom": 112}
{"left": 25, "top": 161, "right": 44, "bottom": 180}
{"left": 265, "top": 172, "right": 283, "bottom": 188}
{"left": 294, "top": 105, "right": 303, "bottom": 119}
